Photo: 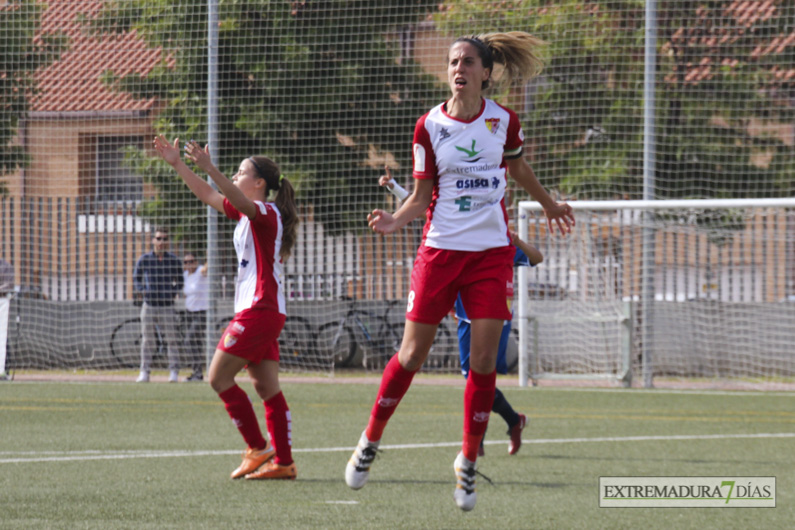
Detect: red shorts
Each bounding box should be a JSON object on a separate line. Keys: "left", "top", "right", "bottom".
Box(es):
{"left": 217, "top": 307, "right": 286, "bottom": 363}
{"left": 406, "top": 245, "right": 514, "bottom": 324}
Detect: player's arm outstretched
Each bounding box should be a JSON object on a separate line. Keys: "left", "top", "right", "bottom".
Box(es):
{"left": 368, "top": 166, "right": 432, "bottom": 235}
{"left": 153, "top": 136, "right": 225, "bottom": 214}
{"left": 506, "top": 157, "right": 574, "bottom": 235}
{"left": 183, "top": 140, "right": 260, "bottom": 220}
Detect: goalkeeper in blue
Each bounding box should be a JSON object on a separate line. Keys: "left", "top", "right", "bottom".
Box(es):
{"left": 380, "top": 173, "right": 543, "bottom": 456}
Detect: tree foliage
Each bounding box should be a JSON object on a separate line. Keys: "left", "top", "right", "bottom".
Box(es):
{"left": 436, "top": 0, "right": 795, "bottom": 200}
{"left": 87, "top": 0, "right": 446, "bottom": 238}
{"left": 0, "top": 0, "right": 65, "bottom": 191}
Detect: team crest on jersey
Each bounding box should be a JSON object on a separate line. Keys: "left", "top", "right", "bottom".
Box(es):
{"left": 485, "top": 118, "right": 500, "bottom": 134}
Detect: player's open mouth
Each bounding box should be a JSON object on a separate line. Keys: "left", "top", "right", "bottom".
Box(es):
{"left": 455, "top": 78, "right": 466, "bottom": 86}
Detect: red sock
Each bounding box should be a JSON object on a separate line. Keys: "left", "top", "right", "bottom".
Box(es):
{"left": 264, "top": 391, "right": 293, "bottom": 466}
{"left": 462, "top": 369, "right": 497, "bottom": 461}
{"left": 365, "top": 354, "right": 416, "bottom": 442}
{"left": 219, "top": 385, "right": 266, "bottom": 450}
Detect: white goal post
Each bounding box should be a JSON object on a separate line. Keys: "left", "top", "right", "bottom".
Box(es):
{"left": 0, "top": 297, "right": 8, "bottom": 379}
{"left": 517, "top": 198, "right": 795, "bottom": 388}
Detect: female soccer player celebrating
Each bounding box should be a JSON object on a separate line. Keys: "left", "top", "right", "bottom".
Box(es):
{"left": 345, "top": 32, "right": 574, "bottom": 510}
{"left": 153, "top": 136, "right": 299, "bottom": 480}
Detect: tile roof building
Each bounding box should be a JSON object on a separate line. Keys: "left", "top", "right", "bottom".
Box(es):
{"left": 32, "top": 0, "right": 171, "bottom": 114}
{"left": 664, "top": 0, "right": 795, "bottom": 88}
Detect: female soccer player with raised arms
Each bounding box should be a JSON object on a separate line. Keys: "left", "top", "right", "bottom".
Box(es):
{"left": 345, "top": 32, "right": 574, "bottom": 511}
{"left": 153, "top": 136, "right": 299, "bottom": 480}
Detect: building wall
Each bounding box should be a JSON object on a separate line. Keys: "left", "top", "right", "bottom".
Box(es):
{"left": 24, "top": 115, "right": 154, "bottom": 199}
{"left": 0, "top": 115, "right": 156, "bottom": 295}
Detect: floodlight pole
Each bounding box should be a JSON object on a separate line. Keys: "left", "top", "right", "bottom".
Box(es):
{"left": 205, "top": 0, "right": 221, "bottom": 369}
{"left": 641, "top": 0, "right": 658, "bottom": 388}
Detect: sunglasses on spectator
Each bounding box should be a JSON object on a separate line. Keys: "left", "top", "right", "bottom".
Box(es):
{"left": 183, "top": 258, "right": 196, "bottom": 264}
{"left": 154, "top": 236, "right": 169, "bottom": 241}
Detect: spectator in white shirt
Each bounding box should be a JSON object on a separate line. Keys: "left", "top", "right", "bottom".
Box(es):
{"left": 182, "top": 253, "right": 209, "bottom": 382}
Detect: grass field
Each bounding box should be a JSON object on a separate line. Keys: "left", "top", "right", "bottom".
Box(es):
{"left": 1, "top": 375, "right": 793, "bottom": 529}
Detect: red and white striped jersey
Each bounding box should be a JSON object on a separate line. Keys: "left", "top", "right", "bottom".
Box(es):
{"left": 223, "top": 199, "right": 286, "bottom": 315}
{"left": 412, "top": 98, "right": 524, "bottom": 251}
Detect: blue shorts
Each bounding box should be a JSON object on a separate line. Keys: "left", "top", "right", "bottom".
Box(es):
{"left": 457, "top": 317, "right": 512, "bottom": 377}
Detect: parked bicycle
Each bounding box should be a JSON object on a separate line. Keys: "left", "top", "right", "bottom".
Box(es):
{"left": 276, "top": 315, "right": 317, "bottom": 369}
{"left": 110, "top": 312, "right": 316, "bottom": 370}
{"left": 109, "top": 311, "right": 230, "bottom": 369}
{"left": 315, "top": 297, "right": 404, "bottom": 369}
{"left": 423, "top": 313, "right": 456, "bottom": 372}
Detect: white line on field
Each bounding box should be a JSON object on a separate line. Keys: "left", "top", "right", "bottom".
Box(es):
{"left": 533, "top": 387, "right": 795, "bottom": 398}
{"left": 1, "top": 432, "right": 793, "bottom": 465}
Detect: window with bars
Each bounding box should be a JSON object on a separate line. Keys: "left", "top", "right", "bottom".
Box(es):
{"left": 94, "top": 135, "right": 144, "bottom": 205}
{"left": 79, "top": 134, "right": 145, "bottom": 213}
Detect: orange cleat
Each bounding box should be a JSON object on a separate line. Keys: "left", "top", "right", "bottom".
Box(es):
{"left": 245, "top": 460, "right": 297, "bottom": 480}
{"left": 230, "top": 443, "right": 275, "bottom": 479}
{"left": 507, "top": 414, "right": 527, "bottom": 455}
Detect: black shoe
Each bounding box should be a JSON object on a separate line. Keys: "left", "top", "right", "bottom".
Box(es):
{"left": 186, "top": 372, "right": 203, "bottom": 382}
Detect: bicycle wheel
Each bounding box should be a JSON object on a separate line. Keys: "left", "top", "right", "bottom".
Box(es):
{"left": 426, "top": 319, "right": 457, "bottom": 371}
{"left": 214, "top": 315, "right": 235, "bottom": 341}
{"left": 109, "top": 318, "right": 142, "bottom": 369}
{"left": 389, "top": 321, "right": 405, "bottom": 352}
{"left": 278, "top": 316, "right": 317, "bottom": 368}
{"left": 363, "top": 315, "right": 401, "bottom": 371}
{"left": 316, "top": 321, "right": 357, "bottom": 367}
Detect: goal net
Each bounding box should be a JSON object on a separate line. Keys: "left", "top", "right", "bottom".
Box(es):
{"left": 1, "top": 1, "right": 793, "bottom": 378}
{"left": 517, "top": 199, "right": 795, "bottom": 387}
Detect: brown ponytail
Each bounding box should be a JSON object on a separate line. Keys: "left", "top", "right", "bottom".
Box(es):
{"left": 274, "top": 177, "right": 298, "bottom": 261}
{"left": 249, "top": 155, "right": 299, "bottom": 261}
{"left": 454, "top": 31, "right": 546, "bottom": 91}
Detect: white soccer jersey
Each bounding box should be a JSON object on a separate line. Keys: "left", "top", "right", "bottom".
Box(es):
{"left": 223, "top": 199, "right": 286, "bottom": 315}
{"left": 183, "top": 267, "right": 209, "bottom": 312}
{"left": 412, "top": 98, "right": 524, "bottom": 251}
